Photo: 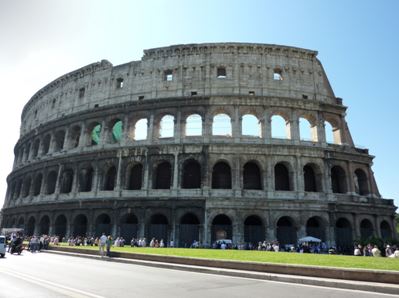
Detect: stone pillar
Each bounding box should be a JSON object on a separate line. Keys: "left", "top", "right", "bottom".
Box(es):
{"left": 121, "top": 114, "right": 129, "bottom": 146}
{"left": 116, "top": 150, "right": 123, "bottom": 191}
{"left": 352, "top": 214, "right": 360, "bottom": 240}
{"left": 100, "top": 120, "right": 108, "bottom": 145}
{"left": 203, "top": 114, "right": 211, "bottom": 143}
{"left": 346, "top": 161, "right": 355, "bottom": 194}
{"left": 233, "top": 106, "right": 240, "bottom": 142}
{"left": 54, "top": 164, "right": 64, "bottom": 196}
{"left": 295, "top": 155, "right": 302, "bottom": 194}
{"left": 289, "top": 112, "right": 300, "bottom": 142}
{"left": 264, "top": 110, "right": 271, "bottom": 144}
{"left": 374, "top": 215, "right": 381, "bottom": 238}
{"left": 174, "top": 110, "right": 181, "bottom": 143}
{"left": 143, "top": 154, "right": 150, "bottom": 191}
{"left": 317, "top": 113, "right": 327, "bottom": 147}
{"left": 148, "top": 113, "right": 154, "bottom": 143}
{"left": 78, "top": 121, "right": 86, "bottom": 148}
{"left": 172, "top": 152, "right": 179, "bottom": 189}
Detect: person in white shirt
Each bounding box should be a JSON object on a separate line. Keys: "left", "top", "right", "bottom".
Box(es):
{"left": 99, "top": 233, "right": 107, "bottom": 257}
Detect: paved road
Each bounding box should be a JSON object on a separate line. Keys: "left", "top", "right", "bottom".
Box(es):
{"left": 0, "top": 251, "right": 396, "bottom": 298}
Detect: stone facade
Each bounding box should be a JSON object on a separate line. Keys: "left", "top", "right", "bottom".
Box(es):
{"left": 1, "top": 43, "right": 396, "bottom": 251}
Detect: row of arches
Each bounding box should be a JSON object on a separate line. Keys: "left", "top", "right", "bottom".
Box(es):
{"left": 16, "top": 111, "right": 344, "bottom": 166}
{"left": 8, "top": 160, "right": 371, "bottom": 200}
{"left": 10, "top": 213, "right": 394, "bottom": 250}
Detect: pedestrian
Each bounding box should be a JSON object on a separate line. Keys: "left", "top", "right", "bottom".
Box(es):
{"left": 99, "top": 233, "right": 107, "bottom": 258}
{"left": 106, "top": 235, "right": 112, "bottom": 257}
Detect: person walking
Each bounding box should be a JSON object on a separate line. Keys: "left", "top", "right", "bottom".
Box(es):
{"left": 106, "top": 235, "right": 112, "bottom": 257}
{"left": 99, "top": 233, "right": 107, "bottom": 258}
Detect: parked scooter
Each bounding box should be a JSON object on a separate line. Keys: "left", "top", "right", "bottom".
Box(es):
{"left": 10, "top": 237, "right": 23, "bottom": 255}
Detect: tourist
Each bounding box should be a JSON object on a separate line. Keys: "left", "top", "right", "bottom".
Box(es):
{"left": 106, "top": 235, "right": 112, "bottom": 257}
{"left": 99, "top": 233, "right": 107, "bottom": 258}
{"left": 371, "top": 245, "right": 381, "bottom": 257}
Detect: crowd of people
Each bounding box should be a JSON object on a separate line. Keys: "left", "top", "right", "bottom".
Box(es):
{"left": 354, "top": 243, "right": 399, "bottom": 257}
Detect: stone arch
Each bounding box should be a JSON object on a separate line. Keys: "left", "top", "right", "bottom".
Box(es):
{"left": 39, "top": 215, "right": 50, "bottom": 235}
{"left": 73, "top": 214, "right": 88, "bottom": 237}
{"left": 242, "top": 114, "right": 261, "bottom": 137}
{"left": 212, "top": 113, "right": 232, "bottom": 136}
{"left": 42, "top": 134, "right": 51, "bottom": 154}
{"left": 271, "top": 113, "right": 290, "bottom": 139}
{"left": 276, "top": 216, "right": 297, "bottom": 246}
{"left": 354, "top": 168, "right": 369, "bottom": 195}
{"left": 305, "top": 216, "right": 325, "bottom": 241}
{"left": 274, "top": 162, "right": 292, "bottom": 191}
{"left": 68, "top": 125, "right": 81, "bottom": 149}
{"left": 46, "top": 170, "right": 58, "bottom": 194}
{"left": 60, "top": 168, "right": 74, "bottom": 193}
{"left": 54, "top": 130, "right": 66, "bottom": 151}
{"left": 331, "top": 165, "right": 347, "bottom": 193}
{"left": 32, "top": 138, "right": 40, "bottom": 158}
{"left": 95, "top": 213, "right": 112, "bottom": 236}
{"left": 360, "top": 218, "right": 374, "bottom": 240}
{"left": 54, "top": 214, "right": 67, "bottom": 239}
{"left": 133, "top": 118, "right": 148, "bottom": 140}
{"left": 182, "top": 159, "right": 201, "bottom": 189}
{"left": 147, "top": 213, "right": 169, "bottom": 243}
{"left": 120, "top": 213, "right": 138, "bottom": 241}
{"left": 103, "top": 165, "right": 117, "bottom": 191}
{"left": 380, "top": 220, "right": 392, "bottom": 240}
{"left": 159, "top": 114, "right": 175, "bottom": 138}
{"left": 78, "top": 166, "right": 93, "bottom": 192}
{"left": 26, "top": 216, "right": 36, "bottom": 236}
{"left": 22, "top": 175, "right": 32, "bottom": 197}
{"left": 211, "top": 214, "right": 232, "bottom": 243}
{"left": 179, "top": 213, "right": 200, "bottom": 248}
{"left": 324, "top": 115, "right": 342, "bottom": 144}
{"left": 303, "top": 163, "right": 322, "bottom": 192}
{"left": 243, "top": 161, "right": 262, "bottom": 190}
{"left": 108, "top": 118, "right": 123, "bottom": 143}
{"left": 17, "top": 217, "right": 24, "bottom": 229}
{"left": 185, "top": 114, "right": 202, "bottom": 136}
{"left": 33, "top": 173, "right": 43, "bottom": 196}
{"left": 335, "top": 217, "right": 353, "bottom": 254}
{"left": 126, "top": 163, "right": 143, "bottom": 190}
{"left": 212, "top": 161, "right": 232, "bottom": 189}
{"left": 153, "top": 161, "right": 172, "bottom": 189}
{"left": 87, "top": 121, "right": 102, "bottom": 146}
{"left": 244, "top": 215, "right": 264, "bottom": 244}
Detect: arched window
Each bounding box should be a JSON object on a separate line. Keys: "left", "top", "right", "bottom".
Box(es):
{"left": 276, "top": 216, "right": 296, "bottom": 246}
{"left": 242, "top": 114, "right": 261, "bottom": 137}
{"left": 159, "top": 115, "right": 174, "bottom": 138}
{"left": 78, "top": 167, "right": 93, "bottom": 192}
{"left": 54, "top": 130, "right": 65, "bottom": 151}
{"left": 306, "top": 217, "right": 325, "bottom": 241}
{"left": 46, "top": 171, "right": 57, "bottom": 194}
{"left": 90, "top": 123, "right": 102, "bottom": 146}
{"left": 331, "top": 166, "right": 347, "bottom": 193}
{"left": 354, "top": 169, "right": 369, "bottom": 195}
{"left": 33, "top": 173, "right": 43, "bottom": 196}
{"left": 211, "top": 214, "right": 232, "bottom": 242}
{"left": 299, "top": 118, "right": 313, "bottom": 141}
{"left": 182, "top": 159, "right": 201, "bottom": 189}
{"left": 271, "top": 115, "right": 288, "bottom": 139}
{"left": 32, "top": 139, "right": 40, "bottom": 158}
{"left": 212, "top": 162, "right": 231, "bottom": 189}
{"left": 274, "top": 163, "right": 290, "bottom": 191}
{"left": 185, "top": 114, "right": 202, "bottom": 136}
{"left": 324, "top": 120, "right": 341, "bottom": 144}
{"left": 154, "top": 162, "right": 172, "bottom": 189}
{"left": 69, "top": 125, "right": 81, "bottom": 149}
{"left": 22, "top": 176, "right": 32, "bottom": 197}
{"left": 380, "top": 221, "right": 392, "bottom": 240}
{"left": 111, "top": 120, "right": 123, "bottom": 143}
{"left": 127, "top": 164, "right": 143, "bottom": 190}
{"left": 303, "top": 164, "right": 320, "bottom": 192}
{"left": 103, "top": 166, "right": 117, "bottom": 191}
{"left": 134, "top": 118, "right": 147, "bottom": 140}
{"left": 212, "top": 114, "right": 232, "bottom": 136}
{"left": 243, "top": 162, "right": 262, "bottom": 190}
{"left": 42, "top": 134, "right": 51, "bottom": 154}
{"left": 60, "top": 169, "right": 74, "bottom": 193}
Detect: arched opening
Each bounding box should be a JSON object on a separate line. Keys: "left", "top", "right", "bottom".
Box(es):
{"left": 212, "top": 162, "right": 231, "bottom": 189}
{"left": 73, "top": 214, "right": 87, "bottom": 237}
{"left": 324, "top": 120, "right": 341, "bottom": 144}
{"left": 60, "top": 169, "right": 74, "bottom": 193}
{"left": 331, "top": 166, "right": 347, "bottom": 193}
{"left": 185, "top": 114, "right": 202, "bottom": 136}
{"left": 32, "top": 139, "right": 40, "bottom": 158}
{"left": 95, "top": 214, "right": 111, "bottom": 237}
{"left": 159, "top": 115, "right": 174, "bottom": 138}
{"left": 68, "top": 125, "right": 81, "bottom": 149}
{"left": 33, "top": 174, "right": 43, "bottom": 196}
{"left": 54, "top": 130, "right": 65, "bottom": 151}
{"left": 242, "top": 114, "right": 261, "bottom": 137}
{"left": 299, "top": 117, "right": 315, "bottom": 141}
{"left": 111, "top": 120, "right": 123, "bottom": 143}
{"left": 46, "top": 171, "right": 57, "bottom": 194}
{"left": 24, "top": 143, "right": 31, "bottom": 161}
{"left": 90, "top": 123, "right": 102, "bottom": 146}
{"left": 22, "top": 176, "right": 31, "bottom": 197}
{"left": 304, "top": 164, "right": 320, "bottom": 192}
{"left": 134, "top": 118, "right": 147, "bottom": 140}
{"left": 276, "top": 217, "right": 297, "bottom": 246}
{"left": 274, "top": 163, "right": 291, "bottom": 191}
{"left": 120, "top": 213, "right": 138, "bottom": 241}
{"left": 42, "top": 134, "right": 51, "bottom": 154}
{"left": 17, "top": 218, "right": 24, "bottom": 229}
{"left": 354, "top": 169, "right": 369, "bottom": 195}
{"left": 179, "top": 213, "right": 200, "bottom": 248}
{"left": 127, "top": 164, "right": 143, "bottom": 190}
{"left": 147, "top": 214, "right": 168, "bottom": 243}
{"left": 335, "top": 218, "right": 353, "bottom": 254}
{"left": 78, "top": 167, "right": 93, "bottom": 192}
{"left": 154, "top": 162, "right": 172, "bottom": 189}
{"left": 212, "top": 214, "right": 232, "bottom": 243}
{"left": 360, "top": 219, "right": 374, "bottom": 240}
{"left": 182, "top": 159, "right": 201, "bottom": 189}
{"left": 212, "top": 113, "right": 232, "bottom": 136}
{"left": 271, "top": 115, "right": 289, "bottom": 139}
{"left": 54, "top": 215, "right": 67, "bottom": 239}
{"left": 103, "top": 166, "right": 117, "bottom": 191}
{"left": 380, "top": 221, "right": 392, "bottom": 240}
{"left": 39, "top": 216, "right": 50, "bottom": 235}
{"left": 306, "top": 217, "right": 325, "bottom": 241}
{"left": 243, "top": 162, "right": 262, "bottom": 190}
{"left": 244, "top": 215, "right": 264, "bottom": 245}
{"left": 27, "top": 217, "right": 35, "bottom": 236}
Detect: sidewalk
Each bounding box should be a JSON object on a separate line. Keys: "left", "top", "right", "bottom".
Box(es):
{"left": 43, "top": 248, "right": 399, "bottom": 295}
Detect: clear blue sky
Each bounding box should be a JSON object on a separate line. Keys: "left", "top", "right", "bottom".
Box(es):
{"left": 0, "top": 0, "right": 398, "bottom": 208}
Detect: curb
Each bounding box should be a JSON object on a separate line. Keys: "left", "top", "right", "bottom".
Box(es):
{"left": 43, "top": 249, "right": 399, "bottom": 295}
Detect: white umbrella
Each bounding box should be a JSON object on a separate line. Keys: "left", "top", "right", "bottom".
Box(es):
{"left": 298, "top": 236, "right": 321, "bottom": 243}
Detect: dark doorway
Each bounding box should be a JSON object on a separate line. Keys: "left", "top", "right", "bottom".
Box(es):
{"left": 275, "top": 163, "right": 290, "bottom": 191}
{"left": 154, "top": 162, "right": 172, "bottom": 189}
{"left": 335, "top": 218, "right": 353, "bottom": 254}
{"left": 211, "top": 214, "right": 232, "bottom": 243}
{"left": 306, "top": 217, "right": 325, "bottom": 240}
{"left": 147, "top": 214, "right": 168, "bottom": 243}
{"left": 182, "top": 160, "right": 201, "bottom": 189}
{"left": 380, "top": 221, "right": 392, "bottom": 240}
{"left": 27, "top": 217, "right": 35, "bottom": 236}
{"left": 120, "top": 213, "right": 138, "bottom": 241}
{"left": 244, "top": 215, "right": 264, "bottom": 244}
{"left": 55, "top": 215, "right": 67, "bottom": 239}
{"left": 243, "top": 162, "right": 262, "bottom": 190}
{"left": 39, "top": 216, "right": 50, "bottom": 235}
{"left": 331, "top": 166, "right": 347, "bottom": 193}
{"left": 179, "top": 213, "right": 200, "bottom": 247}
{"left": 276, "top": 216, "right": 296, "bottom": 246}
{"left": 128, "top": 164, "right": 143, "bottom": 190}
{"left": 304, "top": 165, "right": 317, "bottom": 192}
{"left": 79, "top": 167, "right": 93, "bottom": 192}
{"left": 104, "top": 166, "right": 116, "bottom": 190}
{"left": 95, "top": 214, "right": 111, "bottom": 236}
{"left": 73, "top": 214, "right": 87, "bottom": 237}
{"left": 360, "top": 219, "right": 374, "bottom": 240}
{"left": 212, "top": 162, "right": 231, "bottom": 189}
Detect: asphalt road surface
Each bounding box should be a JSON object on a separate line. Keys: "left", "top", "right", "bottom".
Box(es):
{"left": 0, "top": 250, "right": 396, "bottom": 298}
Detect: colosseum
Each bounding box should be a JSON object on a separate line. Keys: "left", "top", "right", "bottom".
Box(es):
{"left": 1, "top": 43, "right": 397, "bottom": 251}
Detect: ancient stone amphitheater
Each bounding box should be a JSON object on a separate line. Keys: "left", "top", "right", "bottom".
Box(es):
{"left": 1, "top": 43, "right": 396, "bottom": 251}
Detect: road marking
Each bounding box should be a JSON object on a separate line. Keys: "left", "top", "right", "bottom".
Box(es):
{"left": 0, "top": 268, "right": 106, "bottom": 298}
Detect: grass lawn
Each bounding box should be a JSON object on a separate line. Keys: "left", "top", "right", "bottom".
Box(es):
{"left": 53, "top": 244, "right": 399, "bottom": 271}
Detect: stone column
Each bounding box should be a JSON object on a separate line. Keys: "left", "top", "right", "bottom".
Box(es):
{"left": 148, "top": 113, "right": 154, "bottom": 143}
{"left": 174, "top": 110, "right": 181, "bottom": 143}
{"left": 116, "top": 150, "right": 123, "bottom": 192}
{"left": 100, "top": 120, "right": 108, "bottom": 145}
{"left": 346, "top": 161, "right": 355, "bottom": 194}
{"left": 264, "top": 110, "right": 271, "bottom": 144}
{"left": 289, "top": 112, "right": 300, "bottom": 142}
{"left": 54, "top": 164, "right": 64, "bottom": 196}
{"left": 78, "top": 121, "right": 86, "bottom": 148}
{"left": 172, "top": 152, "right": 179, "bottom": 189}
{"left": 317, "top": 113, "right": 327, "bottom": 147}
{"left": 233, "top": 106, "right": 240, "bottom": 142}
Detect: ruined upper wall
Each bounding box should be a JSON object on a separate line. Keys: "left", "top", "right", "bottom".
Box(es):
{"left": 20, "top": 43, "right": 337, "bottom": 136}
